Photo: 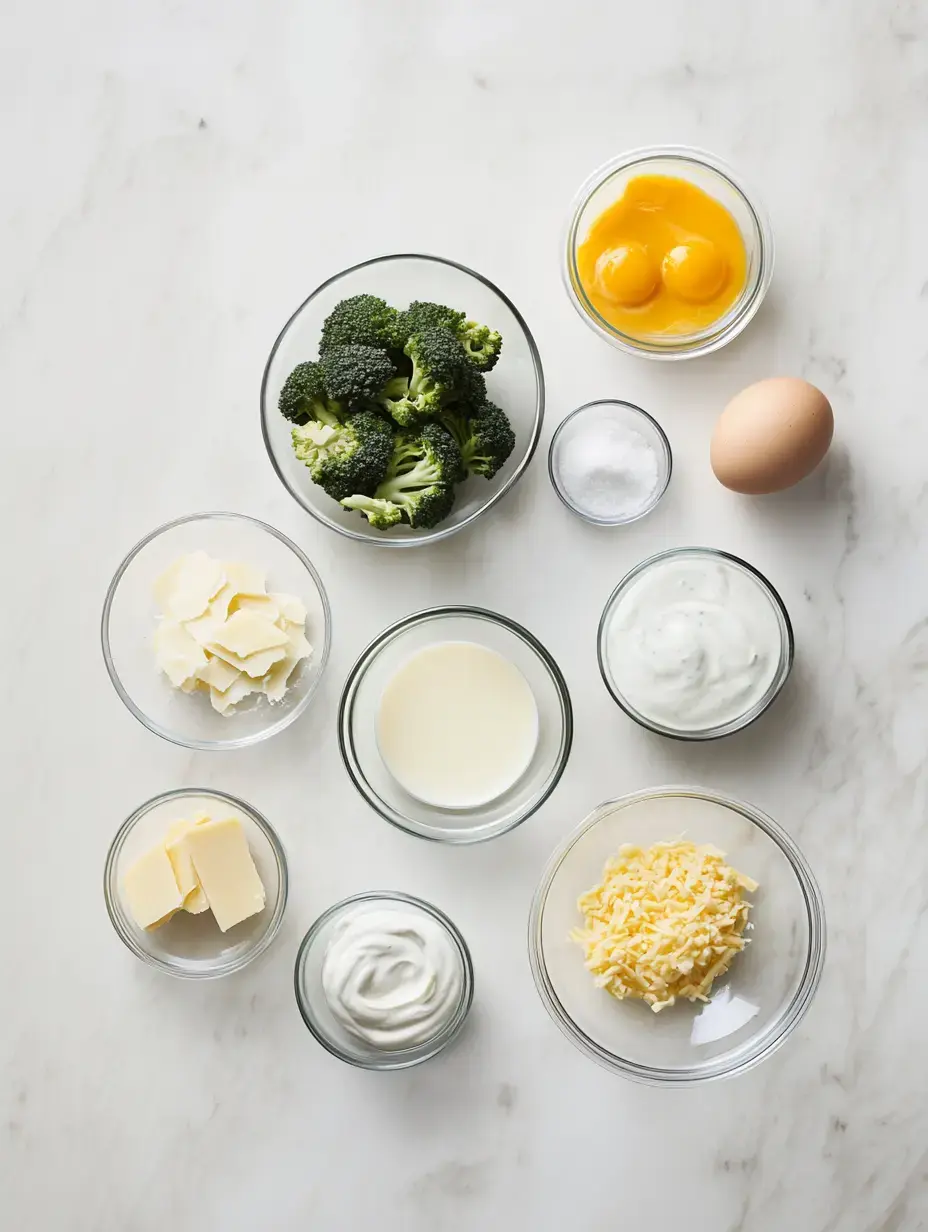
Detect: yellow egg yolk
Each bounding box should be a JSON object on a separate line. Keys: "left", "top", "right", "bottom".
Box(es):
{"left": 576, "top": 174, "right": 747, "bottom": 337}
{"left": 662, "top": 238, "right": 728, "bottom": 303}
{"left": 595, "top": 243, "right": 659, "bottom": 307}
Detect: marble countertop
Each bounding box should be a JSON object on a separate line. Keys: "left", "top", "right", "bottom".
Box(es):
{"left": 4, "top": 1, "right": 928, "bottom": 1228}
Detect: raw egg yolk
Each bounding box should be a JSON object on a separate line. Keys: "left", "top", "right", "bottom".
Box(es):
{"left": 576, "top": 174, "right": 747, "bottom": 338}
{"left": 595, "top": 243, "right": 659, "bottom": 307}
{"left": 661, "top": 239, "right": 728, "bottom": 303}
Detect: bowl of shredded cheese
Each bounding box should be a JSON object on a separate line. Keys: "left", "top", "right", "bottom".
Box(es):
{"left": 528, "top": 787, "right": 825, "bottom": 1084}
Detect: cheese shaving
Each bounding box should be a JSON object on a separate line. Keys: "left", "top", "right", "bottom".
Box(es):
{"left": 571, "top": 840, "right": 758, "bottom": 1013}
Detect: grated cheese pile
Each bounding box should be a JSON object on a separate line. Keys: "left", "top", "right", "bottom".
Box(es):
{"left": 571, "top": 840, "right": 758, "bottom": 1013}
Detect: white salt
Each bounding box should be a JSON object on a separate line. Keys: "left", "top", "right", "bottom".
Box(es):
{"left": 557, "top": 417, "right": 662, "bottom": 521}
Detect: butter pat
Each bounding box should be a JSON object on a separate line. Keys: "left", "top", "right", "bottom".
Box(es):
{"left": 123, "top": 844, "right": 185, "bottom": 930}
{"left": 185, "top": 818, "right": 266, "bottom": 932}
{"left": 164, "top": 819, "right": 210, "bottom": 914}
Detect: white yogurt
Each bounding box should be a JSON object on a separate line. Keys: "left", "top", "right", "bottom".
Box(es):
{"left": 322, "top": 905, "right": 464, "bottom": 1051}
{"left": 603, "top": 551, "right": 787, "bottom": 732}
{"left": 376, "top": 641, "right": 539, "bottom": 809}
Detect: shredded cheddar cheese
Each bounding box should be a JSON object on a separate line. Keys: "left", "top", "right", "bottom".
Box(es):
{"left": 571, "top": 840, "right": 758, "bottom": 1013}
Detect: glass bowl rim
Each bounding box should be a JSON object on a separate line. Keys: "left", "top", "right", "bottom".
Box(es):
{"left": 103, "top": 786, "right": 289, "bottom": 979}
{"left": 547, "top": 398, "right": 673, "bottom": 526}
{"left": 562, "top": 144, "right": 775, "bottom": 360}
{"left": 597, "top": 546, "right": 794, "bottom": 741}
{"left": 527, "top": 784, "right": 827, "bottom": 1085}
{"left": 338, "top": 605, "right": 574, "bottom": 844}
{"left": 293, "top": 889, "right": 475, "bottom": 1070}
{"left": 100, "top": 510, "right": 332, "bottom": 751}
{"left": 259, "top": 251, "right": 546, "bottom": 547}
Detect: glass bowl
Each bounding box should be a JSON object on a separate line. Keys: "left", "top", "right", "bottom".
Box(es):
{"left": 598, "top": 547, "right": 793, "bottom": 740}
{"left": 101, "top": 512, "right": 331, "bottom": 750}
{"left": 294, "top": 891, "right": 474, "bottom": 1070}
{"left": 104, "top": 788, "right": 288, "bottom": 979}
{"left": 338, "top": 607, "right": 573, "bottom": 843}
{"left": 564, "top": 146, "right": 774, "bottom": 359}
{"left": 528, "top": 787, "right": 826, "bottom": 1084}
{"left": 260, "top": 253, "right": 545, "bottom": 546}
{"left": 548, "top": 399, "right": 672, "bottom": 526}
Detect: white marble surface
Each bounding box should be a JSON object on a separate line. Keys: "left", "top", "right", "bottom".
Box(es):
{"left": 3, "top": 1, "right": 928, "bottom": 1228}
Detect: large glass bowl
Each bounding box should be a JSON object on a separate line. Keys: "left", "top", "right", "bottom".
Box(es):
{"left": 528, "top": 788, "right": 825, "bottom": 1084}
{"left": 102, "top": 513, "right": 331, "bottom": 750}
{"left": 564, "top": 146, "right": 774, "bottom": 360}
{"left": 339, "top": 607, "right": 573, "bottom": 843}
{"left": 260, "top": 253, "right": 545, "bottom": 545}
{"left": 104, "top": 788, "right": 288, "bottom": 979}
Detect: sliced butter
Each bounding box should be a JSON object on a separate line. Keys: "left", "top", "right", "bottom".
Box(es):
{"left": 123, "top": 844, "right": 185, "bottom": 930}
{"left": 184, "top": 818, "right": 266, "bottom": 932}
{"left": 164, "top": 820, "right": 210, "bottom": 914}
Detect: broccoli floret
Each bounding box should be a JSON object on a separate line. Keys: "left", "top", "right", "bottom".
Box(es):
{"left": 320, "top": 295, "right": 399, "bottom": 354}
{"left": 278, "top": 361, "right": 344, "bottom": 425}
{"left": 457, "top": 320, "right": 502, "bottom": 372}
{"left": 379, "top": 328, "right": 469, "bottom": 427}
{"left": 291, "top": 409, "right": 394, "bottom": 502}
{"left": 342, "top": 485, "right": 455, "bottom": 531}
{"left": 340, "top": 424, "right": 462, "bottom": 529}
{"left": 440, "top": 400, "right": 515, "bottom": 480}
{"left": 320, "top": 345, "right": 396, "bottom": 403}
{"left": 395, "top": 302, "right": 502, "bottom": 372}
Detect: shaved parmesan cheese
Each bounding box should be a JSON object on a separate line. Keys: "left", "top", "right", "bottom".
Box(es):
{"left": 153, "top": 552, "right": 314, "bottom": 714}
{"left": 211, "top": 609, "right": 289, "bottom": 657}
{"left": 571, "top": 841, "right": 757, "bottom": 1012}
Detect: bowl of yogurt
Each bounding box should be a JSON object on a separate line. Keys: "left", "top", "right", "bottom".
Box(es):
{"left": 598, "top": 548, "right": 793, "bottom": 740}
{"left": 293, "top": 892, "right": 474, "bottom": 1069}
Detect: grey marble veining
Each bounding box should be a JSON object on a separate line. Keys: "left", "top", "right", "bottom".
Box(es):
{"left": 3, "top": 1, "right": 928, "bottom": 1229}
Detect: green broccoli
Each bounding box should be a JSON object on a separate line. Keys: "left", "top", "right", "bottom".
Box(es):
{"left": 291, "top": 409, "right": 394, "bottom": 502}
{"left": 340, "top": 423, "right": 462, "bottom": 529}
{"left": 319, "top": 295, "right": 399, "bottom": 355}
{"left": 440, "top": 399, "right": 515, "bottom": 480}
{"left": 378, "top": 328, "right": 469, "bottom": 427}
{"left": 278, "top": 361, "right": 344, "bottom": 425}
{"left": 320, "top": 345, "right": 397, "bottom": 403}
{"left": 395, "top": 301, "right": 502, "bottom": 372}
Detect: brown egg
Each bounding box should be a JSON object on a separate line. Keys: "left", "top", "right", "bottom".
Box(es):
{"left": 710, "top": 377, "right": 834, "bottom": 494}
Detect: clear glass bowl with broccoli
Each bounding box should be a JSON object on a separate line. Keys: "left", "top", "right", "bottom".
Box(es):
{"left": 261, "top": 255, "right": 544, "bottom": 545}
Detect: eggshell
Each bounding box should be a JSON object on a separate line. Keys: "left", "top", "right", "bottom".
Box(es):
{"left": 710, "top": 377, "right": 834, "bottom": 494}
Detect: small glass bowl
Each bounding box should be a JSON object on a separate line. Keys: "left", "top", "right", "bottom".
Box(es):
{"left": 598, "top": 547, "right": 793, "bottom": 740}
{"left": 548, "top": 400, "right": 672, "bottom": 526}
{"left": 294, "top": 891, "right": 474, "bottom": 1070}
{"left": 104, "top": 788, "right": 288, "bottom": 979}
{"left": 563, "top": 146, "right": 774, "bottom": 360}
{"left": 528, "top": 787, "right": 826, "bottom": 1085}
{"left": 101, "top": 512, "right": 331, "bottom": 751}
{"left": 339, "top": 607, "right": 573, "bottom": 843}
{"left": 261, "top": 253, "right": 545, "bottom": 546}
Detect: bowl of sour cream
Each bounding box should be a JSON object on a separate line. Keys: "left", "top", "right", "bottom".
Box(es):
{"left": 598, "top": 548, "right": 793, "bottom": 740}
{"left": 294, "top": 892, "right": 474, "bottom": 1069}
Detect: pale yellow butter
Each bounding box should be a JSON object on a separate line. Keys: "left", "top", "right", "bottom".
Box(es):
{"left": 184, "top": 818, "right": 266, "bottom": 932}
{"left": 164, "top": 819, "right": 210, "bottom": 915}
{"left": 123, "top": 844, "right": 185, "bottom": 930}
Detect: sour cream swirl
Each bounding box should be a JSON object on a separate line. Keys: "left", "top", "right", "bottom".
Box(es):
{"left": 322, "top": 906, "right": 464, "bottom": 1051}
{"left": 604, "top": 553, "right": 786, "bottom": 732}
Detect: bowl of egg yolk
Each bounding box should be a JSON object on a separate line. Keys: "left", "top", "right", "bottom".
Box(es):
{"left": 564, "top": 146, "right": 774, "bottom": 359}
